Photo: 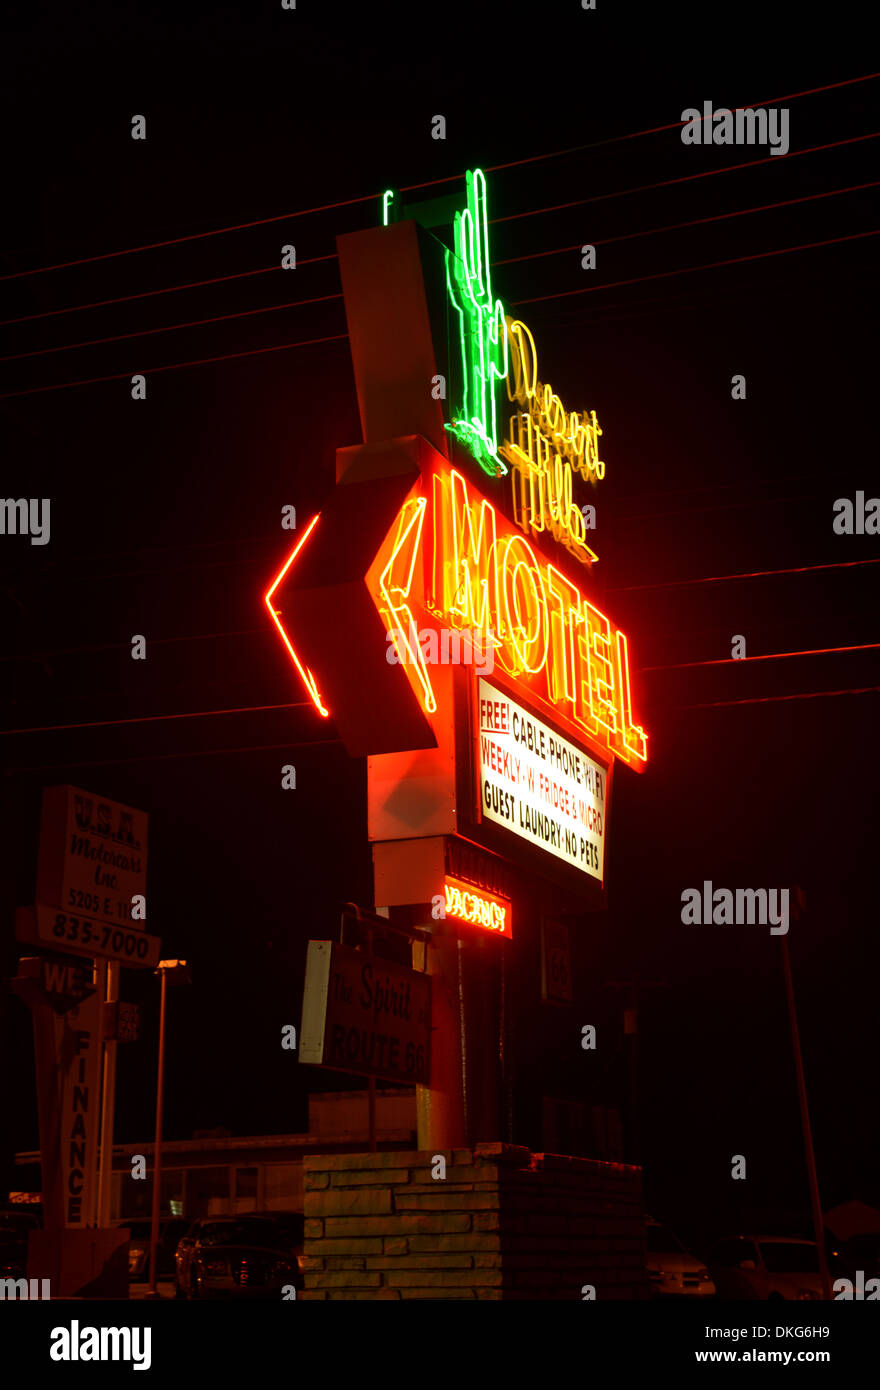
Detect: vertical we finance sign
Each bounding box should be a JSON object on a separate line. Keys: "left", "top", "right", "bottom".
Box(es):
{"left": 265, "top": 166, "right": 648, "bottom": 897}
{"left": 53, "top": 993, "right": 103, "bottom": 1226}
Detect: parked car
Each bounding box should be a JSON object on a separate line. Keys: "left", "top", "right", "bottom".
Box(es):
{"left": 835, "top": 1232, "right": 880, "bottom": 1285}
{"left": 645, "top": 1217, "right": 715, "bottom": 1297}
{"left": 116, "top": 1217, "right": 190, "bottom": 1279}
{"left": 0, "top": 1228, "right": 28, "bottom": 1280}
{"left": 174, "top": 1213, "right": 304, "bottom": 1299}
{"left": 0, "top": 1209, "right": 41, "bottom": 1239}
{"left": 0, "top": 1210, "right": 40, "bottom": 1280}
{"left": 708, "top": 1235, "right": 843, "bottom": 1300}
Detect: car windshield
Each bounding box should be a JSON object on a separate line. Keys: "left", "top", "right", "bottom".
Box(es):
{"left": 759, "top": 1242, "right": 818, "bottom": 1273}
{"left": 0, "top": 1215, "right": 37, "bottom": 1231}
{"left": 198, "top": 1220, "right": 281, "bottom": 1249}
{"left": 646, "top": 1225, "right": 683, "bottom": 1253}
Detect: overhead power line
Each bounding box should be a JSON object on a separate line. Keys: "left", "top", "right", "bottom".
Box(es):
{"left": 5, "top": 134, "right": 874, "bottom": 338}
{"left": 494, "top": 181, "right": 880, "bottom": 267}
{"left": 0, "top": 628, "right": 268, "bottom": 663}
{"left": 2, "top": 73, "right": 876, "bottom": 283}
{"left": 513, "top": 227, "right": 880, "bottom": 307}
{"left": 0, "top": 331, "right": 349, "bottom": 401}
{"left": 3, "top": 737, "right": 344, "bottom": 776}
{"left": 679, "top": 686, "right": 880, "bottom": 710}
{"left": 609, "top": 557, "right": 880, "bottom": 593}
{"left": 0, "top": 292, "right": 344, "bottom": 365}
{"left": 641, "top": 643, "right": 880, "bottom": 673}
{"left": 493, "top": 132, "right": 880, "bottom": 228}
{"left": 5, "top": 217, "right": 875, "bottom": 402}
{"left": 7, "top": 180, "right": 873, "bottom": 363}
{"left": 0, "top": 701, "right": 308, "bottom": 737}
{"left": 0, "top": 194, "right": 376, "bottom": 282}
{"left": 0, "top": 256, "right": 337, "bottom": 329}
{"left": 485, "top": 72, "right": 880, "bottom": 173}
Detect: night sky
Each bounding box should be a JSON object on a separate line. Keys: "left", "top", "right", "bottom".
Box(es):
{"left": 2, "top": 2, "right": 877, "bottom": 1251}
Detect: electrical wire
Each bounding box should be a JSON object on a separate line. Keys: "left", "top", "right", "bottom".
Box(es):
{"left": 7, "top": 180, "right": 873, "bottom": 365}
{"left": 3, "top": 71, "right": 875, "bottom": 282}
{"left": 2, "top": 737, "right": 344, "bottom": 775}
{"left": 0, "top": 701, "right": 309, "bottom": 737}
{"left": 5, "top": 219, "right": 874, "bottom": 400}
{"left": 493, "top": 181, "right": 880, "bottom": 267}
{"left": 484, "top": 73, "right": 880, "bottom": 174}
{"left": 0, "top": 293, "right": 344, "bottom": 365}
{"left": 492, "top": 133, "right": 880, "bottom": 228}
{"left": 513, "top": 227, "right": 880, "bottom": 307}
{"left": 678, "top": 686, "right": 880, "bottom": 710}
{"left": 4, "top": 137, "right": 874, "bottom": 342}
{"left": 641, "top": 643, "right": 880, "bottom": 673}
{"left": 0, "top": 628, "right": 268, "bottom": 663}
{"left": 0, "top": 256, "right": 336, "bottom": 329}
{"left": 0, "top": 331, "right": 349, "bottom": 400}
{"left": 610, "top": 556, "right": 880, "bottom": 593}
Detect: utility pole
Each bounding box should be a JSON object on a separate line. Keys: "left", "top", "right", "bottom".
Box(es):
{"left": 146, "top": 960, "right": 190, "bottom": 1298}
{"left": 780, "top": 891, "right": 832, "bottom": 1301}
{"left": 96, "top": 961, "right": 120, "bottom": 1227}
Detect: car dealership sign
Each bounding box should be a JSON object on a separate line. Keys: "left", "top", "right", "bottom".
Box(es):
{"left": 36, "top": 785, "right": 148, "bottom": 929}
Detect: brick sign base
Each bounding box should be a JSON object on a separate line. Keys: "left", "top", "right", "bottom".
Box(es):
{"left": 302, "top": 1143, "right": 648, "bottom": 1300}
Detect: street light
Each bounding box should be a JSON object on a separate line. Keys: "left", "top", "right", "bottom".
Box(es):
{"left": 146, "top": 959, "right": 191, "bottom": 1299}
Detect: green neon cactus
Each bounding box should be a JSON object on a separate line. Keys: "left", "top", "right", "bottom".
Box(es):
{"left": 445, "top": 169, "right": 509, "bottom": 476}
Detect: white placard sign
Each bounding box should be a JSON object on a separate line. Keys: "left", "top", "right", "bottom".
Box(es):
{"left": 477, "top": 678, "right": 608, "bottom": 880}
{"left": 36, "top": 785, "right": 148, "bottom": 929}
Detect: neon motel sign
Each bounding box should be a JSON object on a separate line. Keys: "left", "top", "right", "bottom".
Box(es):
{"left": 265, "top": 169, "right": 648, "bottom": 773}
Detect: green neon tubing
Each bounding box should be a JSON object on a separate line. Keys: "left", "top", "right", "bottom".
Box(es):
{"left": 445, "top": 168, "right": 509, "bottom": 476}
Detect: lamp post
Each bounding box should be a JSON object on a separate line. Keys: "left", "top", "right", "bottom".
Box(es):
{"left": 146, "top": 959, "right": 190, "bottom": 1299}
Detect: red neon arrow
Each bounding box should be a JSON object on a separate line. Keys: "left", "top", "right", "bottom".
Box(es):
{"left": 264, "top": 514, "right": 329, "bottom": 717}
{"left": 260, "top": 438, "right": 440, "bottom": 757}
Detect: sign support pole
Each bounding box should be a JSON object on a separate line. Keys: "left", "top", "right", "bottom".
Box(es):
{"left": 415, "top": 928, "right": 466, "bottom": 1151}
{"left": 96, "top": 960, "right": 120, "bottom": 1227}
{"left": 363, "top": 922, "right": 378, "bottom": 1153}
{"left": 30, "top": 1000, "right": 65, "bottom": 1232}
{"left": 85, "top": 959, "right": 107, "bottom": 1228}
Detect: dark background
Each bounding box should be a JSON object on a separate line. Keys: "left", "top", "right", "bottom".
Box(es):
{"left": 2, "top": 1, "right": 877, "bottom": 1248}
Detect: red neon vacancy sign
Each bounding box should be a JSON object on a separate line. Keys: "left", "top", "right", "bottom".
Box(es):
{"left": 443, "top": 877, "right": 512, "bottom": 939}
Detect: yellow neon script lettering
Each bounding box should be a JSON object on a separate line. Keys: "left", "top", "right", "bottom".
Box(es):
{"left": 500, "top": 316, "right": 603, "bottom": 568}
